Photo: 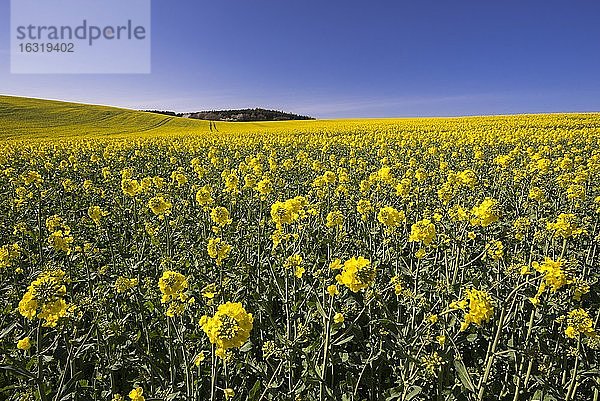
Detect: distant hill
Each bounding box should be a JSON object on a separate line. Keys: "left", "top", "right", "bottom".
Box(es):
{"left": 0, "top": 95, "right": 319, "bottom": 140}
{"left": 144, "top": 108, "right": 314, "bottom": 122}
{"left": 0, "top": 96, "right": 208, "bottom": 139}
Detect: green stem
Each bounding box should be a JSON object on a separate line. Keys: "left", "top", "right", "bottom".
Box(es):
{"left": 319, "top": 294, "right": 334, "bottom": 401}
{"left": 284, "top": 271, "right": 294, "bottom": 398}
{"left": 512, "top": 309, "right": 536, "bottom": 401}
{"left": 173, "top": 318, "right": 192, "bottom": 399}
{"left": 36, "top": 320, "right": 47, "bottom": 401}
{"left": 477, "top": 307, "right": 506, "bottom": 401}
{"left": 167, "top": 318, "right": 176, "bottom": 391}
{"left": 565, "top": 338, "right": 581, "bottom": 401}
{"left": 210, "top": 344, "right": 216, "bottom": 401}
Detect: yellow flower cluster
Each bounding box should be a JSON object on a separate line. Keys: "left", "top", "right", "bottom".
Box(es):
{"left": 408, "top": 218, "right": 436, "bottom": 246}
{"left": 270, "top": 196, "right": 308, "bottom": 228}
{"left": 284, "top": 254, "right": 304, "bottom": 278}
{"left": 335, "top": 256, "right": 376, "bottom": 292}
{"left": 528, "top": 186, "right": 546, "bottom": 202}
{"left": 527, "top": 257, "right": 572, "bottom": 305}
{"left": 566, "top": 184, "right": 585, "bottom": 201}
{"left": 560, "top": 309, "right": 597, "bottom": 339}
{"left": 114, "top": 276, "right": 139, "bottom": 294}
{"left": 158, "top": 271, "right": 192, "bottom": 317}
{"left": 546, "top": 213, "right": 584, "bottom": 239}
{"left": 46, "top": 215, "right": 73, "bottom": 254}
{"left": 121, "top": 178, "right": 140, "bottom": 197}
{"left": 255, "top": 177, "right": 273, "bottom": 198}
{"left": 485, "top": 240, "right": 504, "bottom": 261}
{"left": 128, "top": 387, "right": 145, "bottom": 401}
{"left": 22, "top": 170, "right": 43, "bottom": 186}
{"left": 200, "top": 302, "right": 253, "bottom": 358}
{"left": 325, "top": 210, "right": 344, "bottom": 228}
{"left": 326, "top": 284, "right": 339, "bottom": 297}
{"left": 356, "top": 199, "right": 372, "bottom": 220}
{"left": 470, "top": 198, "right": 500, "bottom": 227}
{"left": 171, "top": 169, "right": 188, "bottom": 187}
{"left": 450, "top": 288, "right": 494, "bottom": 331}
{"left": 377, "top": 206, "right": 405, "bottom": 230}
{"left": 390, "top": 275, "right": 403, "bottom": 295}
{"left": 195, "top": 185, "right": 213, "bottom": 207}
{"left": 201, "top": 283, "right": 217, "bottom": 299}
{"left": 421, "top": 351, "right": 444, "bottom": 376}
{"left": 532, "top": 257, "right": 570, "bottom": 292}
{"left": 88, "top": 205, "right": 108, "bottom": 225}
{"left": 222, "top": 169, "right": 239, "bottom": 193}
{"left": 19, "top": 269, "right": 69, "bottom": 327}
{"left": 0, "top": 243, "right": 21, "bottom": 269}
{"left": 458, "top": 169, "right": 477, "bottom": 188}
{"left": 512, "top": 217, "right": 531, "bottom": 241}
{"left": 207, "top": 237, "right": 232, "bottom": 266}
{"left": 17, "top": 337, "right": 31, "bottom": 351}
{"left": 210, "top": 206, "right": 232, "bottom": 227}
{"left": 148, "top": 195, "right": 172, "bottom": 216}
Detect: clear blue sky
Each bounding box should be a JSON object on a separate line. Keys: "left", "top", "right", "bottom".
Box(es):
{"left": 1, "top": 0, "right": 600, "bottom": 118}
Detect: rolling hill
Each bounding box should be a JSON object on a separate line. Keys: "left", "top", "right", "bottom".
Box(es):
{"left": 0, "top": 95, "right": 213, "bottom": 140}
{"left": 0, "top": 95, "right": 332, "bottom": 140}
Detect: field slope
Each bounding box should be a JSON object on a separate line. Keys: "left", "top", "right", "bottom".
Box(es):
{"left": 0, "top": 95, "right": 217, "bottom": 140}
{"left": 0, "top": 95, "right": 344, "bottom": 140}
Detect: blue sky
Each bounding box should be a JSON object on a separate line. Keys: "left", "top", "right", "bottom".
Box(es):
{"left": 1, "top": 0, "right": 600, "bottom": 118}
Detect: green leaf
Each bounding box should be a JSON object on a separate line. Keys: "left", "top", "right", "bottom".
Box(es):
{"left": 0, "top": 364, "right": 36, "bottom": 380}
{"left": 239, "top": 341, "right": 252, "bottom": 352}
{"left": 0, "top": 322, "right": 17, "bottom": 339}
{"left": 314, "top": 363, "right": 323, "bottom": 380}
{"left": 315, "top": 300, "right": 328, "bottom": 320}
{"left": 248, "top": 380, "right": 261, "bottom": 400}
{"left": 454, "top": 359, "right": 475, "bottom": 393}
{"left": 333, "top": 335, "right": 354, "bottom": 346}
{"left": 384, "top": 385, "right": 403, "bottom": 400}
{"left": 57, "top": 371, "right": 85, "bottom": 400}
{"left": 405, "top": 386, "right": 422, "bottom": 401}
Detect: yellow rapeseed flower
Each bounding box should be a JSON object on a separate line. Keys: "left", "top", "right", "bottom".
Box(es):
{"left": 128, "top": 387, "right": 145, "bottom": 401}
{"left": 200, "top": 302, "right": 253, "bottom": 357}
{"left": 148, "top": 195, "right": 172, "bottom": 216}
{"left": 377, "top": 206, "right": 405, "bottom": 229}
{"left": 207, "top": 237, "right": 232, "bottom": 266}
{"left": 546, "top": 214, "right": 584, "bottom": 238}
{"left": 325, "top": 210, "right": 344, "bottom": 228}
{"left": 336, "top": 256, "right": 376, "bottom": 292}
{"left": 470, "top": 198, "right": 500, "bottom": 227}
{"left": 210, "top": 206, "right": 232, "bottom": 227}
{"left": 560, "top": 309, "right": 596, "bottom": 339}
{"left": 409, "top": 219, "right": 436, "bottom": 246}
{"left": 17, "top": 337, "right": 31, "bottom": 350}
{"left": 451, "top": 288, "right": 494, "bottom": 331}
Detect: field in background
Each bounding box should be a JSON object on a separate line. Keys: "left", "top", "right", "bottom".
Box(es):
{"left": 1, "top": 96, "right": 600, "bottom": 401}
{"left": 6, "top": 95, "right": 598, "bottom": 141}
{"left": 0, "top": 95, "right": 368, "bottom": 139}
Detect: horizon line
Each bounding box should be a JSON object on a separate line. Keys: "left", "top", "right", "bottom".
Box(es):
{"left": 1, "top": 92, "right": 600, "bottom": 120}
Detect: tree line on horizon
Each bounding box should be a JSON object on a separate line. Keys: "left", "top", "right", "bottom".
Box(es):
{"left": 143, "top": 108, "right": 314, "bottom": 122}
